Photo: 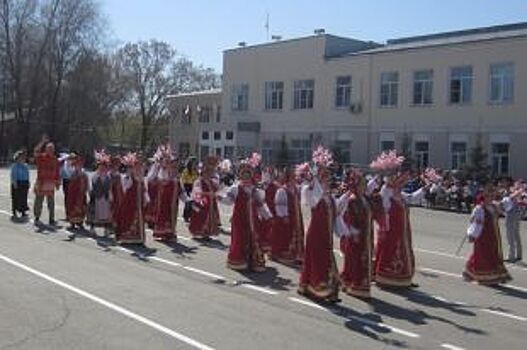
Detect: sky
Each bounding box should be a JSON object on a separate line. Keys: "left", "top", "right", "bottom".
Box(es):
{"left": 102, "top": 0, "right": 527, "bottom": 72}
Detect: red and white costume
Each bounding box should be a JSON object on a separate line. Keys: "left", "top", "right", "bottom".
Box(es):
{"left": 65, "top": 166, "right": 89, "bottom": 225}
{"left": 464, "top": 203, "right": 511, "bottom": 285}
{"left": 189, "top": 176, "right": 221, "bottom": 239}
{"left": 374, "top": 184, "right": 425, "bottom": 287}
{"left": 270, "top": 183, "right": 305, "bottom": 264}
{"left": 149, "top": 164, "right": 187, "bottom": 242}
{"left": 298, "top": 178, "right": 344, "bottom": 301}
{"left": 222, "top": 180, "right": 272, "bottom": 272}
{"left": 339, "top": 192, "right": 373, "bottom": 298}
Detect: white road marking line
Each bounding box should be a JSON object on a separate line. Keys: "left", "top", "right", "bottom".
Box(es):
{"left": 0, "top": 209, "right": 11, "bottom": 216}
{"left": 502, "top": 283, "right": 527, "bottom": 293}
{"left": 242, "top": 284, "right": 279, "bottom": 295}
{"left": 415, "top": 248, "right": 464, "bottom": 260}
{"left": 416, "top": 248, "right": 527, "bottom": 273}
{"left": 419, "top": 267, "right": 461, "bottom": 278}
{"left": 482, "top": 308, "right": 527, "bottom": 322}
{"left": 441, "top": 343, "right": 465, "bottom": 350}
{"left": 419, "top": 267, "right": 527, "bottom": 293}
{"left": 182, "top": 266, "right": 226, "bottom": 281}
{"left": 430, "top": 295, "right": 468, "bottom": 306}
{"left": 0, "top": 252, "right": 215, "bottom": 350}
{"left": 150, "top": 256, "right": 183, "bottom": 268}
{"left": 288, "top": 297, "right": 420, "bottom": 338}
{"left": 289, "top": 297, "right": 328, "bottom": 311}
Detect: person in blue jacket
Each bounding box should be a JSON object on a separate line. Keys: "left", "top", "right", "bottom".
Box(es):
{"left": 10, "top": 150, "right": 30, "bottom": 219}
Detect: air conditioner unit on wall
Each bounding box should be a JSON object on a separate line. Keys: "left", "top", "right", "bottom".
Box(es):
{"left": 349, "top": 102, "right": 363, "bottom": 114}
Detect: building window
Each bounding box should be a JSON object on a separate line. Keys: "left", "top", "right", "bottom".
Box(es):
{"left": 413, "top": 70, "right": 433, "bottom": 105}
{"left": 293, "top": 79, "right": 314, "bottom": 109}
{"left": 335, "top": 76, "right": 351, "bottom": 108}
{"left": 231, "top": 83, "right": 249, "bottom": 111}
{"left": 224, "top": 146, "right": 235, "bottom": 159}
{"left": 213, "top": 131, "right": 221, "bottom": 140}
{"left": 200, "top": 146, "right": 210, "bottom": 161}
{"left": 450, "top": 66, "right": 472, "bottom": 104}
{"left": 380, "top": 72, "right": 399, "bottom": 107}
{"left": 290, "top": 139, "right": 311, "bottom": 163}
{"left": 415, "top": 141, "right": 429, "bottom": 169}
{"left": 450, "top": 142, "right": 467, "bottom": 170}
{"left": 334, "top": 140, "right": 351, "bottom": 164}
{"left": 182, "top": 105, "right": 192, "bottom": 124}
{"left": 380, "top": 140, "right": 395, "bottom": 152}
{"left": 198, "top": 105, "right": 210, "bottom": 123}
{"left": 265, "top": 81, "right": 284, "bottom": 110}
{"left": 490, "top": 63, "right": 514, "bottom": 104}
{"left": 179, "top": 142, "right": 190, "bottom": 158}
{"left": 215, "top": 105, "right": 221, "bottom": 123}
{"left": 226, "top": 131, "right": 234, "bottom": 140}
{"left": 201, "top": 131, "right": 209, "bottom": 140}
{"left": 491, "top": 142, "right": 509, "bottom": 175}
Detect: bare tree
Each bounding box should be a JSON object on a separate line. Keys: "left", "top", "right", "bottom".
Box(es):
{"left": 116, "top": 40, "right": 178, "bottom": 151}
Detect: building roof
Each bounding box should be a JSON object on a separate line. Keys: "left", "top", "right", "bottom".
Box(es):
{"left": 166, "top": 89, "right": 222, "bottom": 99}
{"left": 224, "top": 34, "right": 380, "bottom": 57}
{"left": 342, "top": 22, "right": 527, "bottom": 57}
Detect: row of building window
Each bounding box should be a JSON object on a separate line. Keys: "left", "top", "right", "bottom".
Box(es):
{"left": 231, "top": 62, "right": 515, "bottom": 111}
{"left": 201, "top": 130, "right": 234, "bottom": 141}
{"left": 177, "top": 104, "right": 222, "bottom": 124}
{"left": 262, "top": 138, "right": 510, "bottom": 175}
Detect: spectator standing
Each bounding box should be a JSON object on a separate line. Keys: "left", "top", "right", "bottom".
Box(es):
{"left": 10, "top": 150, "right": 30, "bottom": 219}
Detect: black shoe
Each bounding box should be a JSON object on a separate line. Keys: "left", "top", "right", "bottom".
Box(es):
{"left": 49, "top": 220, "right": 58, "bottom": 226}
{"left": 34, "top": 217, "right": 41, "bottom": 225}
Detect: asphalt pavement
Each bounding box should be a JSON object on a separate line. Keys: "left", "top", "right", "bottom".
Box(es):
{"left": 0, "top": 169, "right": 526, "bottom": 350}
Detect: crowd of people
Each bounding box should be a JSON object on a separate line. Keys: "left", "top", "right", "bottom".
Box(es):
{"left": 8, "top": 136, "right": 526, "bottom": 303}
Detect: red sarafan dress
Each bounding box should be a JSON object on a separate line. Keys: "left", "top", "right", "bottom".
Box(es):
{"left": 374, "top": 185, "right": 424, "bottom": 287}
{"left": 189, "top": 178, "right": 221, "bottom": 238}
{"left": 65, "top": 169, "right": 89, "bottom": 225}
{"left": 110, "top": 171, "right": 124, "bottom": 229}
{"left": 115, "top": 176, "right": 146, "bottom": 244}
{"left": 223, "top": 184, "right": 271, "bottom": 272}
{"left": 260, "top": 181, "right": 279, "bottom": 253}
{"left": 152, "top": 176, "right": 185, "bottom": 242}
{"left": 144, "top": 177, "right": 158, "bottom": 227}
{"left": 271, "top": 184, "right": 305, "bottom": 264}
{"left": 341, "top": 194, "right": 373, "bottom": 298}
{"left": 464, "top": 204, "right": 511, "bottom": 285}
{"left": 298, "top": 181, "right": 339, "bottom": 301}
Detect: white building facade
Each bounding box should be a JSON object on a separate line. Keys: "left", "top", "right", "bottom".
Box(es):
{"left": 221, "top": 23, "right": 527, "bottom": 177}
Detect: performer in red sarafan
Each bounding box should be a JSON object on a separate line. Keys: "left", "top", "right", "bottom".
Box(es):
{"left": 463, "top": 184, "right": 512, "bottom": 285}
{"left": 369, "top": 151, "right": 427, "bottom": 288}
{"left": 149, "top": 145, "right": 187, "bottom": 242}
{"left": 260, "top": 167, "right": 278, "bottom": 254}
{"left": 65, "top": 155, "right": 89, "bottom": 229}
{"left": 339, "top": 170, "right": 373, "bottom": 299}
{"left": 298, "top": 146, "right": 342, "bottom": 302}
{"left": 114, "top": 152, "right": 147, "bottom": 244}
{"left": 189, "top": 156, "right": 221, "bottom": 239}
{"left": 109, "top": 156, "right": 124, "bottom": 233}
{"left": 270, "top": 167, "right": 305, "bottom": 265}
{"left": 222, "top": 157, "right": 272, "bottom": 272}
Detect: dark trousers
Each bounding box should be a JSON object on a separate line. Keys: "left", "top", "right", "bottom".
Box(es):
{"left": 62, "top": 178, "right": 70, "bottom": 202}
{"left": 183, "top": 184, "right": 193, "bottom": 222}
{"left": 11, "top": 181, "right": 30, "bottom": 215}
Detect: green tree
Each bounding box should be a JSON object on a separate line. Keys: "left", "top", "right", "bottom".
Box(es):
{"left": 463, "top": 134, "right": 490, "bottom": 182}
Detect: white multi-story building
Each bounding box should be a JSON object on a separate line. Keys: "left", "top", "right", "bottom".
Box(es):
{"left": 220, "top": 22, "right": 527, "bottom": 177}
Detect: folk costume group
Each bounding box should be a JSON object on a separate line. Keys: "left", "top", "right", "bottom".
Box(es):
{"left": 9, "top": 138, "right": 521, "bottom": 303}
